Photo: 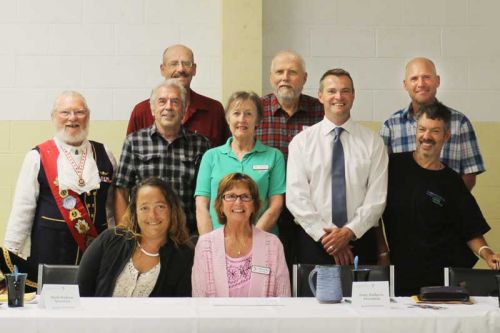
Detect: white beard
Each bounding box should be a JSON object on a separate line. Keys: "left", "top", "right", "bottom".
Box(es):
{"left": 55, "top": 127, "right": 89, "bottom": 145}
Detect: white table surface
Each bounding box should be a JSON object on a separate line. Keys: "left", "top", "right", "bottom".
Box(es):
{"left": 1, "top": 297, "right": 499, "bottom": 333}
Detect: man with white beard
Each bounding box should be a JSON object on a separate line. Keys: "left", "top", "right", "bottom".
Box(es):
{"left": 3, "top": 91, "right": 116, "bottom": 272}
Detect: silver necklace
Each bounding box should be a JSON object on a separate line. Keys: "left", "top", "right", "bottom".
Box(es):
{"left": 137, "top": 242, "right": 159, "bottom": 257}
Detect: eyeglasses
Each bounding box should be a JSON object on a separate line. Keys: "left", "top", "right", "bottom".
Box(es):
{"left": 166, "top": 60, "right": 194, "bottom": 68}
{"left": 57, "top": 110, "right": 88, "bottom": 118}
{"left": 222, "top": 193, "right": 253, "bottom": 202}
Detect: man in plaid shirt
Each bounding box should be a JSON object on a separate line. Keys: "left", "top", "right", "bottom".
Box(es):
{"left": 257, "top": 51, "right": 323, "bottom": 161}
{"left": 114, "top": 79, "right": 209, "bottom": 234}
{"left": 256, "top": 50, "right": 324, "bottom": 271}
{"left": 380, "top": 57, "right": 485, "bottom": 190}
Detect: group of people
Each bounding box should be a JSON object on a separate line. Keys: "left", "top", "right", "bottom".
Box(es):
{"left": 1, "top": 43, "right": 499, "bottom": 298}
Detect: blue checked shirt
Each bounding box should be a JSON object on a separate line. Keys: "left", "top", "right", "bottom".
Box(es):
{"left": 114, "top": 125, "right": 210, "bottom": 232}
{"left": 380, "top": 104, "right": 485, "bottom": 175}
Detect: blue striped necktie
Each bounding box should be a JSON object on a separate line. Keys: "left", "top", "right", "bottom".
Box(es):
{"left": 331, "top": 127, "right": 347, "bottom": 227}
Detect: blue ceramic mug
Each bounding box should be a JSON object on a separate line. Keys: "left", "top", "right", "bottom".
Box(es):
{"left": 308, "top": 265, "right": 343, "bottom": 303}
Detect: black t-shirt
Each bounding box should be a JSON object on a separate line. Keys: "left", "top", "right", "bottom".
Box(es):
{"left": 383, "top": 152, "right": 490, "bottom": 296}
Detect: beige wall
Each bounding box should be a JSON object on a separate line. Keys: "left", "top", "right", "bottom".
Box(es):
{"left": 1, "top": 0, "right": 498, "bottom": 271}
{"left": 362, "top": 121, "right": 500, "bottom": 269}
{"left": 0, "top": 120, "right": 128, "bottom": 244}
{"left": 222, "top": 0, "right": 263, "bottom": 100}
{"left": 1, "top": 120, "right": 498, "bottom": 270}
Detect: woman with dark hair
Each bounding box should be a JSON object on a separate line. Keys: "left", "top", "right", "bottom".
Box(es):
{"left": 78, "top": 177, "right": 193, "bottom": 297}
{"left": 192, "top": 173, "right": 290, "bottom": 297}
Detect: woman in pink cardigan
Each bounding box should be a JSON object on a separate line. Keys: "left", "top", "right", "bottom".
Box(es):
{"left": 192, "top": 173, "right": 290, "bottom": 297}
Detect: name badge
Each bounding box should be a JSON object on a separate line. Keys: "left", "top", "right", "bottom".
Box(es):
{"left": 251, "top": 265, "right": 270, "bottom": 275}
{"left": 253, "top": 165, "right": 269, "bottom": 171}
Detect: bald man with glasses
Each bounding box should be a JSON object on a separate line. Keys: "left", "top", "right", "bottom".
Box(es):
{"left": 127, "top": 44, "right": 229, "bottom": 147}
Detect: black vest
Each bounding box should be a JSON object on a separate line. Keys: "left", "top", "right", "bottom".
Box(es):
{"left": 28, "top": 141, "right": 113, "bottom": 269}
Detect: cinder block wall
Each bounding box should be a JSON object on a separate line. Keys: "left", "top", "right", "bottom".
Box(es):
{"left": 264, "top": 0, "right": 500, "bottom": 268}
{"left": 1, "top": 1, "right": 499, "bottom": 270}
{"left": 0, "top": 0, "right": 222, "bottom": 242}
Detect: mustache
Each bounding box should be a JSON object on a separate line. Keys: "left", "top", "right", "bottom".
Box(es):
{"left": 420, "top": 139, "right": 435, "bottom": 145}
{"left": 173, "top": 72, "right": 189, "bottom": 78}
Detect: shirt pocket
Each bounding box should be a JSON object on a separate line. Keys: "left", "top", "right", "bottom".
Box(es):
{"left": 136, "top": 153, "right": 161, "bottom": 177}
{"left": 180, "top": 154, "right": 198, "bottom": 184}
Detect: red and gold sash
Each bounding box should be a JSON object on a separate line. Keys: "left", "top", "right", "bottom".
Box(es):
{"left": 37, "top": 140, "right": 97, "bottom": 252}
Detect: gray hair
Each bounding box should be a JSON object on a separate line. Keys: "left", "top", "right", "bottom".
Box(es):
{"left": 270, "top": 50, "right": 306, "bottom": 73}
{"left": 51, "top": 91, "right": 90, "bottom": 116}
{"left": 225, "top": 91, "right": 264, "bottom": 123}
{"left": 149, "top": 79, "right": 187, "bottom": 112}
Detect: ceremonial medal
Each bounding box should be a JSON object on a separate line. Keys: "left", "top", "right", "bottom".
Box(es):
{"left": 61, "top": 145, "right": 88, "bottom": 188}
{"left": 62, "top": 195, "right": 77, "bottom": 210}
{"left": 78, "top": 178, "right": 86, "bottom": 187}
{"left": 74, "top": 219, "right": 90, "bottom": 234}
{"left": 59, "top": 189, "right": 69, "bottom": 198}
{"left": 69, "top": 208, "right": 82, "bottom": 220}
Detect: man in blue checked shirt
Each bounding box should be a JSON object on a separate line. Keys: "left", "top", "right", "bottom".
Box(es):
{"left": 380, "top": 57, "right": 485, "bottom": 190}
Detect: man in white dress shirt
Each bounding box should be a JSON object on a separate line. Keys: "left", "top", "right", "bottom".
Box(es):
{"left": 3, "top": 91, "right": 116, "bottom": 273}
{"left": 287, "top": 69, "right": 388, "bottom": 265}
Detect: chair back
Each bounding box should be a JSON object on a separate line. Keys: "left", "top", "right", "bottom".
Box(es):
{"left": 37, "top": 264, "right": 79, "bottom": 295}
{"left": 293, "top": 264, "right": 394, "bottom": 297}
{"left": 444, "top": 267, "right": 499, "bottom": 296}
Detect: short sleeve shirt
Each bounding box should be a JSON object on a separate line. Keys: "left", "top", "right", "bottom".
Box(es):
{"left": 194, "top": 138, "right": 286, "bottom": 233}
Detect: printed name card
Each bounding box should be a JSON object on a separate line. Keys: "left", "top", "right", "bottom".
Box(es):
{"left": 39, "top": 284, "right": 81, "bottom": 310}
{"left": 351, "top": 281, "right": 390, "bottom": 308}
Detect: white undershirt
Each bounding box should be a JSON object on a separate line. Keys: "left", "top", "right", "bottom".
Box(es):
{"left": 55, "top": 138, "right": 101, "bottom": 195}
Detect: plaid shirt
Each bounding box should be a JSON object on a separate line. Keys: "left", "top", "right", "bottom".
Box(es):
{"left": 256, "top": 93, "right": 324, "bottom": 161}
{"left": 380, "top": 104, "right": 485, "bottom": 175}
{"left": 114, "top": 125, "right": 210, "bottom": 232}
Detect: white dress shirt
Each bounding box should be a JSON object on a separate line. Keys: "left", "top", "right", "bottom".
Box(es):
{"left": 286, "top": 117, "right": 388, "bottom": 241}
{"left": 3, "top": 137, "right": 117, "bottom": 256}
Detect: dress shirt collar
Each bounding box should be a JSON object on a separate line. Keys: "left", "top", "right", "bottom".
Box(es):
{"left": 320, "top": 117, "right": 354, "bottom": 137}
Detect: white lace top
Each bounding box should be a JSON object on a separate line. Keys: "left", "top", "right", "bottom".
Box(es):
{"left": 112, "top": 258, "right": 161, "bottom": 297}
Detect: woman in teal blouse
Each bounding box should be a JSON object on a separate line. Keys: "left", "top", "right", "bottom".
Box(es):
{"left": 195, "top": 91, "right": 285, "bottom": 235}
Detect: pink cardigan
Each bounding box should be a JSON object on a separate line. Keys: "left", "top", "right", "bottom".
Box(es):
{"left": 192, "top": 227, "right": 291, "bottom": 297}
